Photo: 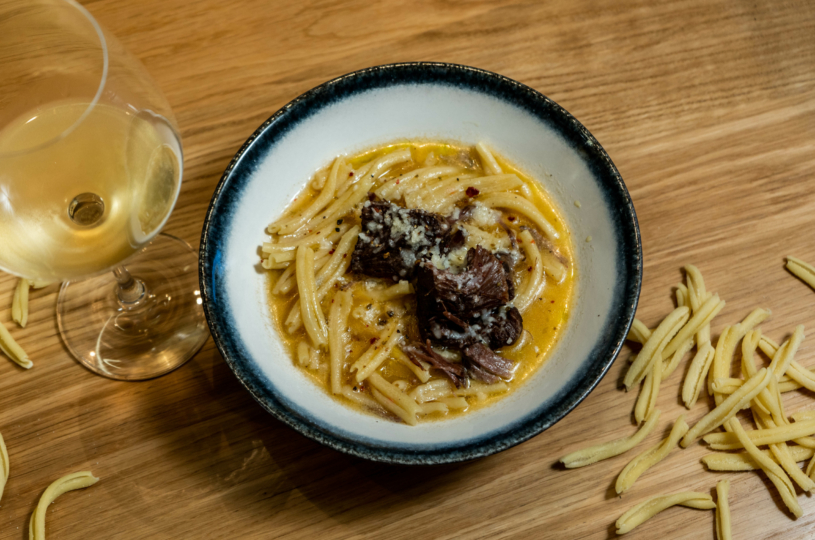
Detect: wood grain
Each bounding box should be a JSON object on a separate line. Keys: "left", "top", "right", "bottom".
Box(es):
{"left": 1, "top": 0, "right": 815, "bottom": 538}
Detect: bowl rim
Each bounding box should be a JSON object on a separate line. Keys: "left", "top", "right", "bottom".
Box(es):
{"left": 199, "top": 61, "right": 642, "bottom": 465}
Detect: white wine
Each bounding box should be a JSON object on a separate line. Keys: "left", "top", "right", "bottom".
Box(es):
{"left": 0, "top": 101, "right": 181, "bottom": 281}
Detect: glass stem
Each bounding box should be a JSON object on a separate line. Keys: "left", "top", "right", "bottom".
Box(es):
{"left": 113, "top": 266, "right": 146, "bottom": 306}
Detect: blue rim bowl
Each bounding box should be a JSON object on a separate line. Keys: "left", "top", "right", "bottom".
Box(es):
{"left": 199, "top": 62, "right": 642, "bottom": 465}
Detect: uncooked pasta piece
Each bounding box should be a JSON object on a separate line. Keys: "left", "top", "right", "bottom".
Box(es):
{"left": 29, "top": 471, "right": 99, "bottom": 540}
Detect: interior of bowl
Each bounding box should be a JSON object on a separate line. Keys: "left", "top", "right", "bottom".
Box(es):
{"left": 200, "top": 63, "right": 641, "bottom": 465}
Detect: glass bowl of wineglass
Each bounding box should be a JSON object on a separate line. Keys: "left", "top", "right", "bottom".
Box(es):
{"left": 0, "top": 0, "right": 209, "bottom": 379}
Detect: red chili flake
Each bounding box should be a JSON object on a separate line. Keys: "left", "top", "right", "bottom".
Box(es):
{"left": 466, "top": 187, "right": 480, "bottom": 197}
{"left": 395, "top": 179, "right": 401, "bottom": 184}
{"left": 331, "top": 299, "right": 335, "bottom": 303}
{"left": 349, "top": 172, "right": 354, "bottom": 177}
{"left": 329, "top": 249, "right": 335, "bottom": 255}
{"left": 370, "top": 337, "right": 379, "bottom": 344}
{"left": 343, "top": 254, "right": 347, "bottom": 258}
{"left": 551, "top": 300, "right": 555, "bottom": 303}
{"left": 508, "top": 216, "right": 517, "bottom": 222}
{"left": 528, "top": 266, "right": 533, "bottom": 272}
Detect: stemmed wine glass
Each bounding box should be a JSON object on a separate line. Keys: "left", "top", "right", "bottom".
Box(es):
{"left": 0, "top": 0, "right": 209, "bottom": 379}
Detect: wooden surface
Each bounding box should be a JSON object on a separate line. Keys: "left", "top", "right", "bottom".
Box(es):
{"left": 1, "top": 0, "right": 815, "bottom": 538}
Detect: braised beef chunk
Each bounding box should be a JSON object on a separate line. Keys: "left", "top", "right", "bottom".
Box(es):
{"left": 480, "top": 306, "right": 523, "bottom": 349}
{"left": 415, "top": 308, "right": 481, "bottom": 348}
{"left": 350, "top": 198, "right": 525, "bottom": 387}
{"left": 463, "top": 343, "right": 514, "bottom": 380}
{"left": 350, "top": 199, "right": 450, "bottom": 281}
{"left": 493, "top": 252, "right": 516, "bottom": 300}
{"left": 415, "top": 246, "right": 509, "bottom": 314}
{"left": 402, "top": 340, "right": 467, "bottom": 387}
{"left": 467, "top": 362, "right": 500, "bottom": 384}
{"left": 413, "top": 246, "right": 522, "bottom": 348}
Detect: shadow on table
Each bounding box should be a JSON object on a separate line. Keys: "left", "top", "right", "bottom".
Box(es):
{"left": 76, "top": 342, "right": 494, "bottom": 537}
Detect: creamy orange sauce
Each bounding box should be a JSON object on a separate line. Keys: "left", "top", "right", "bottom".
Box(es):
{"left": 265, "top": 141, "right": 575, "bottom": 421}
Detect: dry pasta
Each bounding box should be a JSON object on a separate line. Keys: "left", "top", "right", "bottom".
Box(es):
{"left": 559, "top": 409, "right": 660, "bottom": 469}
{"left": 0, "top": 433, "right": 7, "bottom": 501}
{"left": 12, "top": 278, "right": 29, "bottom": 328}
{"left": 616, "top": 491, "right": 715, "bottom": 535}
{"left": 681, "top": 367, "right": 772, "bottom": 447}
{"left": 786, "top": 256, "right": 815, "bottom": 290}
{"left": 616, "top": 414, "right": 688, "bottom": 494}
{"left": 715, "top": 479, "right": 731, "bottom": 540}
{"left": 0, "top": 319, "right": 32, "bottom": 369}
{"left": 624, "top": 306, "right": 689, "bottom": 390}
{"left": 727, "top": 417, "right": 802, "bottom": 517}
{"left": 702, "top": 446, "right": 815, "bottom": 471}
{"left": 29, "top": 471, "right": 99, "bottom": 540}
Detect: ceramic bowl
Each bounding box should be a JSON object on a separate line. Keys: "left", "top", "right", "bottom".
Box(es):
{"left": 199, "top": 62, "right": 641, "bottom": 465}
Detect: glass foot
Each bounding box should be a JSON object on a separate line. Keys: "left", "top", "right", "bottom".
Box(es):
{"left": 57, "top": 233, "right": 209, "bottom": 380}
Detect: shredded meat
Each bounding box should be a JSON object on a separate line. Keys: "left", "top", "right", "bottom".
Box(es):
{"left": 350, "top": 198, "right": 451, "bottom": 281}
{"left": 415, "top": 246, "right": 510, "bottom": 314}
{"left": 481, "top": 306, "right": 523, "bottom": 349}
{"left": 402, "top": 341, "right": 467, "bottom": 387}
{"left": 414, "top": 246, "right": 522, "bottom": 348}
{"left": 462, "top": 342, "right": 514, "bottom": 380}
{"left": 348, "top": 197, "right": 525, "bottom": 388}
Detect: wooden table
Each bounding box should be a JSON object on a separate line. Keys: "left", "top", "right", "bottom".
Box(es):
{"left": 2, "top": 0, "right": 814, "bottom": 538}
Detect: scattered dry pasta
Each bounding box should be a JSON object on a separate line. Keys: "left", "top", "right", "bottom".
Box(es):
{"left": 12, "top": 278, "right": 29, "bottom": 328}
{"left": 29, "top": 471, "right": 99, "bottom": 540}
{"left": 559, "top": 409, "right": 660, "bottom": 468}
{"left": 0, "top": 320, "right": 31, "bottom": 369}
{"left": 0, "top": 433, "right": 8, "bottom": 501}
{"left": 615, "top": 491, "right": 715, "bottom": 535}
{"left": 786, "top": 256, "right": 815, "bottom": 291}
{"left": 616, "top": 415, "right": 688, "bottom": 494}
{"left": 716, "top": 479, "right": 732, "bottom": 540}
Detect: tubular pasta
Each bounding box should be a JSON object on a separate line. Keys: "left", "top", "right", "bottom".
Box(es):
{"left": 786, "top": 256, "right": 815, "bottom": 290}
{"left": 0, "top": 320, "right": 32, "bottom": 369}
{"left": 328, "top": 290, "right": 352, "bottom": 393}
{"left": 715, "top": 479, "right": 731, "bottom": 540}
{"left": 616, "top": 491, "right": 715, "bottom": 535}
{"left": 272, "top": 157, "right": 343, "bottom": 234}
{"left": 616, "top": 414, "right": 688, "bottom": 494}
{"left": 295, "top": 245, "right": 328, "bottom": 347}
{"left": 475, "top": 142, "right": 503, "bottom": 175}
{"left": 559, "top": 409, "right": 660, "bottom": 469}
{"left": 682, "top": 342, "right": 715, "bottom": 408}
{"left": 392, "top": 348, "right": 431, "bottom": 383}
{"left": 681, "top": 367, "right": 772, "bottom": 447}
{"left": 352, "top": 325, "right": 403, "bottom": 382}
{"left": 12, "top": 278, "right": 29, "bottom": 328}
{"left": 377, "top": 165, "right": 460, "bottom": 201}
{"left": 727, "top": 417, "right": 802, "bottom": 517}
{"left": 624, "top": 306, "right": 689, "bottom": 390}
{"left": 702, "top": 419, "right": 815, "bottom": 450}
{"left": 0, "top": 433, "right": 7, "bottom": 501}
{"left": 514, "top": 230, "right": 545, "bottom": 313}
{"left": 29, "top": 471, "right": 99, "bottom": 540}
{"left": 368, "top": 373, "right": 419, "bottom": 425}
{"left": 420, "top": 174, "right": 524, "bottom": 213}
{"left": 455, "top": 381, "right": 508, "bottom": 396}
{"left": 409, "top": 379, "right": 454, "bottom": 404}
{"left": 477, "top": 193, "right": 559, "bottom": 240}
{"left": 634, "top": 357, "right": 661, "bottom": 424}
{"left": 703, "top": 446, "right": 815, "bottom": 471}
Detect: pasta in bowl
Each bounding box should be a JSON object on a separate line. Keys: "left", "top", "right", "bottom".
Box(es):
{"left": 200, "top": 63, "right": 641, "bottom": 464}
{"left": 262, "top": 141, "right": 575, "bottom": 425}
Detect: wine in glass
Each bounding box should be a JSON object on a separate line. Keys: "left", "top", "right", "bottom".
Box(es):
{"left": 0, "top": 0, "right": 209, "bottom": 379}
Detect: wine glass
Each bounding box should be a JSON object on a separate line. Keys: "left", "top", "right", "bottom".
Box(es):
{"left": 0, "top": 0, "right": 209, "bottom": 379}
